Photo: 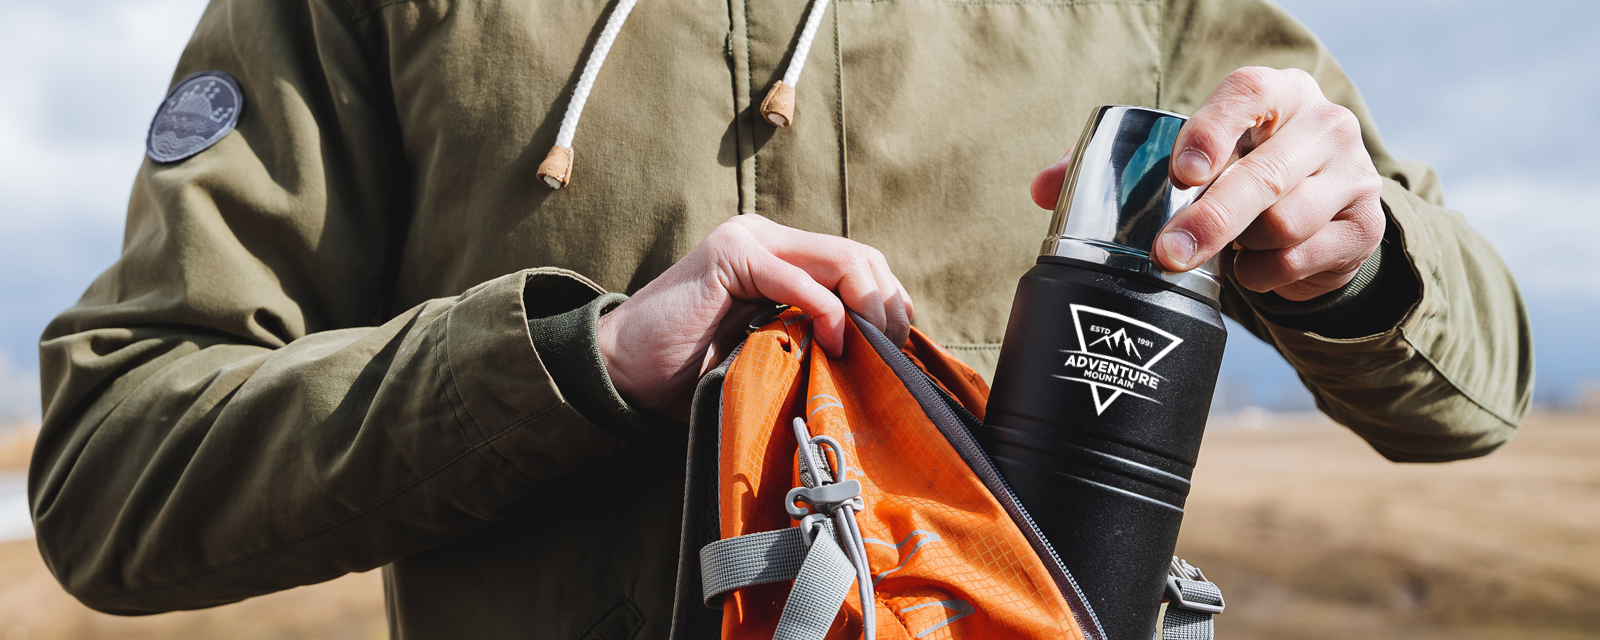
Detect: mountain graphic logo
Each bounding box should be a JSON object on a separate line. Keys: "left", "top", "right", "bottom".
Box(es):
{"left": 1088, "top": 328, "right": 1142, "bottom": 359}
{"left": 1058, "top": 304, "right": 1184, "bottom": 414}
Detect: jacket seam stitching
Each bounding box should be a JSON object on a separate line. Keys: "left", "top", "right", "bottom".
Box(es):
{"left": 745, "top": 0, "right": 758, "bottom": 216}
{"left": 73, "top": 402, "right": 565, "bottom": 600}
{"left": 834, "top": 3, "right": 849, "bottom": 238}
{"left": 438, "top": 320, "right": 509, "bottom": 474}
{"left": 1154, "top": 0, "right": 1164, "bottom": 108}
{"left": 1398, "top": 327, "right": 1519, "bottom": 429}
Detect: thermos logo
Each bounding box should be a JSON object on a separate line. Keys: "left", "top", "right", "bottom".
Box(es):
{"left": 1058, "top": 304, "right": 1184, "bottom": 414}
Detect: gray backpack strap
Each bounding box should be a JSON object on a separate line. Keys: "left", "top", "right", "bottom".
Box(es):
{"left": 700, "top": 527, "right": 810, "bottom": 605}
{"left": 771, "top": 530, "right": 858, "bottom": 640}
{"left": 1155, "top": 557, "right": 1224, "bottom": 640}
{"left": 697, "top": 522, "right": 858, "bottom": 640}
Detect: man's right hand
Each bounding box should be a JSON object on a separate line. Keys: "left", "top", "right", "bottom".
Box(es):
{"left": 596, "top": 214, "right": 913, "bottom": 420}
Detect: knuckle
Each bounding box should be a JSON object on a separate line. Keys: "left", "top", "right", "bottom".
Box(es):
{"left": 1225, "top": 66, "right": 1274, "bottom": 99}
{"left": 1284, "top": 67, "right": 1317, "bottom": 90}
{"left": 1354, "top": 207, "right": 1385, "bottom": 246}
{"left": 1322, "top": 105, "right": 1361, "bottom": 140}
{"left": 848, "top": 251, "right": 875, "bottom": 276}
{"left": 1328, "top": 250, "right": 1366, "bottom": 277}
{"left": 1359, "top": 175, "right": 1384, "bottom": 201}
{"left": 706, "top": 222, "right": 739, "bottom": 245}
{"left": 1258, "top": 210, "right": 1305, "bottom": 246}
{"left": 1239, "top": 153, "right": 1291, "bottom": 198}
{"left": 1276, "top": 249, "right": 1321, "bottom": 282}
{"left": 1185, "top": 199, "right": 1233, "bottom": 246}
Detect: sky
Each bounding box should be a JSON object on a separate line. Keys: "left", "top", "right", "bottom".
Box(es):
{"left": 0, "top": 0, "right": 1596, "bottom": 420}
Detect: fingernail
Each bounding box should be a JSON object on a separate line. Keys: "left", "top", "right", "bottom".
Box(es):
{"left": 1176, "top": 149, "right": 1211, "bottom": 183}
{"left": 1161, "top": 230, "right": 1197, "bottom": 270}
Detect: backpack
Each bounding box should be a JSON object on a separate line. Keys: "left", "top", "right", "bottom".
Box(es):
{"left": 668, "top": 307, "right": 1223, "bottom": 640}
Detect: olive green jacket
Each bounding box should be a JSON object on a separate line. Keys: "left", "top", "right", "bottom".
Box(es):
{"left": 32, "top": 0, "right": 1530, "bottom": 637}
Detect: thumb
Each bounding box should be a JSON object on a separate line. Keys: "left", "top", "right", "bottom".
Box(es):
{"left": 1030, "top": 149, "right": 1074, "bottom": 210}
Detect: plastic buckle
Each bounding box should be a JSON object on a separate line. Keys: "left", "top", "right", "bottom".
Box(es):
{"left": 1164, "top": 557, "right": 1225, "bottom": 614}
{"left": 785, "top": 480, "right": 864, "bottom": 520}
{"left": 798, "top": 513, "right": 829, "bottom": 547}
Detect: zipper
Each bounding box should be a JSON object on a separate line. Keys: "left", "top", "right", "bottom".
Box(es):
{"left": 847, "top": 313, "right": 1108, "bottom": 640}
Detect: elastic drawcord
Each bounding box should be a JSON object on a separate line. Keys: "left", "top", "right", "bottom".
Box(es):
{"left": 537, "top": 0, "right": 642, "bottom": 190}
{"left": 759, "top": 0, "right": 833, "bottom": 128}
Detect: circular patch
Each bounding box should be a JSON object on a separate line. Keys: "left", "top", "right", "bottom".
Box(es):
{"left": 146, "top": 71, "right": 243, "bottom": 163}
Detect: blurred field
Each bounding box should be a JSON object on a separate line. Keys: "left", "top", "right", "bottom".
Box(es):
{"left": 1177, "top": 412, "right": 1600, "bottom": 640}
{"left": 0, "top": 413, "right": 1595, "bottom": 639}
{"left": 0, "top": 545, "right": 386, "bottom": 640}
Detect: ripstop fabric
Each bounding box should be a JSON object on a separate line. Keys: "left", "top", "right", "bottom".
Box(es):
{"left": 713, "top": 308, "right": 1087, "bottom": 640}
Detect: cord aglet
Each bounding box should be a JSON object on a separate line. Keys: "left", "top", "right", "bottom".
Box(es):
{"left": 537, "top": 145, "right": 574, "bottom": 189}
{"left": 760, "top": 81, "right": 796, "bottom": 128}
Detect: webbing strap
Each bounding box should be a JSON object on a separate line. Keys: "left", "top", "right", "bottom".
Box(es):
{"left": 699, "top": 524, "right": 858, "bottom": 640}
{"left": 1156, "top": 576, "right": 1223, "bottom": 640}
{"left": 700, "top": 527, "right": 810, "bottom": 605}
{"left": 773, "top": 531, "right": 857, "bottom": 640}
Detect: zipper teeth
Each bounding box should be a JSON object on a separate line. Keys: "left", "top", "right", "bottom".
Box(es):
{"left": 847, "top": 314, "right": 1107, "bottom": 640}
{"left": 931, "top": 393, "right": 1107, "bottom": 640}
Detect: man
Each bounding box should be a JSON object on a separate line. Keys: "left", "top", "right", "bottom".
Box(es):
{"left": 32, "top": 0, "right": 1530, "bottom": 637}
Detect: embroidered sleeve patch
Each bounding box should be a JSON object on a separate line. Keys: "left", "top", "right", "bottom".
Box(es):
{"left": 145, "top": 71, "right": 243, "bottom": 163}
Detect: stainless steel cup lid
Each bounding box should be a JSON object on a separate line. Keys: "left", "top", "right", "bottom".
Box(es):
{"left": 1041, "top": 105, "right": 1223, "bottom": 301}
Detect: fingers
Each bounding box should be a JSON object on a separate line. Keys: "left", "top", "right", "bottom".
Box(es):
{"left": 1235, "top": 172, "right": 1366, "bottom": 250}
{"left": 719, "top": 234, "right": 848, "bottom": 356}
{"left": 724, "top": 215, "right": 915, "bottom": 354}
{"left": 867, "top": 255, "right": 914, "bottom": 346}
{"left": 1231, "top": 213, "right": 1382, "bottom": 299}
{"left": 1170, "top": 67, "right": 1316, "bottom": 187}
{"left": 1030, "top": 149, "right": 1074, "bottom": 210}
{"left": 1157, "top": 67, "right": 1366, "bottom": 273}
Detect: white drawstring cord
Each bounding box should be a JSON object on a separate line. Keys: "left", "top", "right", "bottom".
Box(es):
{"left": 537, "top": 0, "right": 642, "bottom": 189}
{"left": 759, "top": 0, "right": 833, "bottom": 128}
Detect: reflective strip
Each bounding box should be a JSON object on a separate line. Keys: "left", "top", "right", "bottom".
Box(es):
{"left": 900, "top": 599, "right": 975, "bottom": 638}
{"left": 863, "top": 530, "right": 941, "bottom": 585}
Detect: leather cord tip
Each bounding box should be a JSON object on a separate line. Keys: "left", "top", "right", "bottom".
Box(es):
{"left": 760, "top": 81, "right": 796, "bottom": 128}
{"left": 537, "top": 145, "right": 574, "bottom": 189}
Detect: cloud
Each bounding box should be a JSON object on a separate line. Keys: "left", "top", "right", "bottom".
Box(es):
{"left": 0, "top": 0, "right": 206, "bottom": 225}
{"left": 1, "top": 0, "right": 1595, "bottom": 408}
{"left": 0, "top": 0, "right": 208, "bottom": 369}
{"left": 1449, "top": 177, "right": 1600, "bottom": 297}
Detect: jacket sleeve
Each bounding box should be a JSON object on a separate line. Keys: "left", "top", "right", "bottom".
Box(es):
{"left": 1158, "top": 0, "right": 1534, "bottom": 461}
{"left": 32, "top": 0, "right": 641, "bottom": 614}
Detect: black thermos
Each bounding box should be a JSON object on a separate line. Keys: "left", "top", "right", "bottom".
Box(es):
{"left": 981, "top": 106, "right": 1227, "bottom": 640}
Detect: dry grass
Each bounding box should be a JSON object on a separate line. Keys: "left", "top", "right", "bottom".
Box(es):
{"left": 1178, "top": 413, "right": 1600, "bottom": 640}
{"left": 0, "top": 414, "right": 1595, "bottom": 638}
{"left": 0, "top": 541, "right": 387, "bottom": 640}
